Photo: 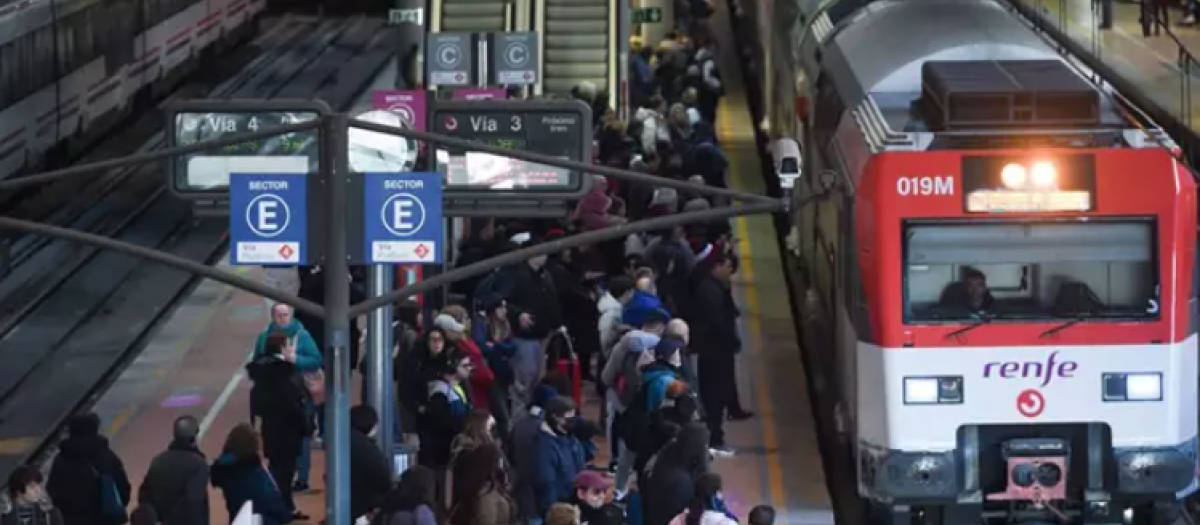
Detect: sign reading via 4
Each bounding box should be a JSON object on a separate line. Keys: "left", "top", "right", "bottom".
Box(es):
{"left": 229, "top": 173, "right": 308, "bottom": 266}
{"left": 363, "top": 172, "right": 444, "bottom": 264}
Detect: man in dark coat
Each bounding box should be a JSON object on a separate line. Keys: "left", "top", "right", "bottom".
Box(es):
{"left": 46, "top": 413, "right": 132, "bottom": 525}
{"left": 504, "top": 241, "right": 564, "bottom": 408}
{"left": 137, "top": 416, "right": 208, "bottom": 525}
{"left": 349, "top": 406, "right": 393, "bottom": 520}
{"left": 687, "top": 252, "right": 746, "bottom": 455}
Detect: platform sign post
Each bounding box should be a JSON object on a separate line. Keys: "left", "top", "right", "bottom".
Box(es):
{"left": 426, "top": 33, "right": 475, "bottom": 87}
{"left": 362, "top": 172, "right": 444, "bottom": 265}
{"left": 228, "top": 173, "right": 309, "bottom": 266}
{"left": 490, "top": 32, "right": 540, "bottom": 86}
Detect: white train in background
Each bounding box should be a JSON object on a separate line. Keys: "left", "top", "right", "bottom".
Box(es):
{"left": 0, "top": 0, "right": 265, "bottom": 180}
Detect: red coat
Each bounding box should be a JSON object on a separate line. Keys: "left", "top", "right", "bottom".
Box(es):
{"left": 458, "top": 337, "right": 495, "bottom": 410}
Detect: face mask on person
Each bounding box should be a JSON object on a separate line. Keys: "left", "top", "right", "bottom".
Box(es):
{"left": 581, "top": 489, "right": 605, "bottom": 508}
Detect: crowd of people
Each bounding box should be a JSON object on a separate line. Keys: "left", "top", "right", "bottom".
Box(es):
{"left": 0, "top": 2, "right": 770, "bottom": 525}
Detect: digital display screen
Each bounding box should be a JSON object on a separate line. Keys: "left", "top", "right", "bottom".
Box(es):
{"left": 172, "top": 111, "right": 320, "bottom": 191}
{"left": 962, "top": 154, "right": 1096, "bottom": 213}
{"left": 443, "top": 152, "right": 571, "bottom": 188}
{"left": 966, "top": 190, "right": 1092, "bottom": 213}
{"left": 431, "top": 105, "right": 587, "bottom": 193}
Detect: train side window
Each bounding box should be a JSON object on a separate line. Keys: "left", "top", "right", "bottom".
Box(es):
{"left": 0, "top": 43, "right": 9, "bottom": 108}
{"left": 58, "top": 17, "right": 75, "bottom": 73}
{"left": 811, "top": 75, "right": 846, "bottom": 160}
{"left": 35, "top": 28, "right": 52, "bottom": 91}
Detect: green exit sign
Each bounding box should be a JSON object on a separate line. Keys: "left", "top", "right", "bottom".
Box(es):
{"left": 388, "top": 7, "right": 423, "bottom": 25}
{"left": 632, "top": 7, "right": 662, "bottom": 23}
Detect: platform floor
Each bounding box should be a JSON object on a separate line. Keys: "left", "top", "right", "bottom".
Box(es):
{"left": 81, "top": 12, "right": 834, "bottom": 525}
{"left": 1017, "top": 0, "right": 1200, "bottom": 128}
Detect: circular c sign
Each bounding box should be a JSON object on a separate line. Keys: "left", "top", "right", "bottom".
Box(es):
{"left": 1016, "top": 389, "right": 1045, "bottom": 418}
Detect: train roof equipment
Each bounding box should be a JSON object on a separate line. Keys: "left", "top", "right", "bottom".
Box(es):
{"left": 920, "top": 60, "right": 1100, "bottom": 131}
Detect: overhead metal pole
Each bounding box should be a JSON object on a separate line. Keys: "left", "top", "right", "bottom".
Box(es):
{"left": 367, "top": 266, "right": 396, "bottom": 463}
{"left": 323, "top": 114, "right": 354, "bottom": 525}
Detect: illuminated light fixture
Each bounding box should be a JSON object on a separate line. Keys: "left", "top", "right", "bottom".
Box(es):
{"left": 903, "top": 376, "right": 965, "bottom": 405}
{"left": 1030, "top": 161, "right": 1057, "bottom": 188}
{"left": 1001, "top": 163, "right": 1027, "bottom": 189}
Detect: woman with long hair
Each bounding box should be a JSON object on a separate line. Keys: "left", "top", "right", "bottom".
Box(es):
{"left": 449, "top": 443, "right": 516, "bottom": 525}
{"left": 209, "top": 423, "right": 292, "bottom": 525}
{"left": 451, "top": 410, "right": 497, "bottom": 461}
{"left": 375, "top": 466, "right": 440, "bottom": 525}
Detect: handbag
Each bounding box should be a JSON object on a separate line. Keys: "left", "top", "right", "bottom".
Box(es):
{"left": 303, "top": 369, "right": 326, "bottom": 405}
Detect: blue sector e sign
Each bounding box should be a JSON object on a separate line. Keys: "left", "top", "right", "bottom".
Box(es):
{"left": 363, "top": 172, "right": 444, "bottom": 264}
{"left": 229, "top": 173, "right": 308, "bottom": 266}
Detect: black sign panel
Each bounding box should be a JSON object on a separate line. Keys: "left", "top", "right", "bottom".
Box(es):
{"left": 430, "top": 100, "right": 593, "bottom": 199}
{"left": 165, "top": 100, "right": 329, "bottom": 198}
{"left": 962, "top": 154, "right": 1096, "bottom": 213}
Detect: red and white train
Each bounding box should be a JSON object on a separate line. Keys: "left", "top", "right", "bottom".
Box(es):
{"left": 783, "top": 0, "right": 1198, "bottom": 523}
{"left": 0, "top": 0, "right": 264, "bottom": 180}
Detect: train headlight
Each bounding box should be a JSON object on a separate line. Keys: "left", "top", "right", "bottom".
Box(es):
{"left": 1030, "top": 160, "right": 1057, "bottom": 188}
{"left": 903, "top": 376, "right": 964, "bottom": 405}
{"left": 1001, "top": 163, "right": 1027, "bottom": 189}
{"left": 1102, "top": 372, "right": 1163, "bottom": 402}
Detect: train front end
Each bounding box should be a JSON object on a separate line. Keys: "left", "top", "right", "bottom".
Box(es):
{"left": 855, "top": 148, "right": 1198, "bottom": 523}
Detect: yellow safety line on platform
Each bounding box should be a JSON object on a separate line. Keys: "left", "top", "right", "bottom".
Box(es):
{"left": 717, "top": 98, "right": 787, "bottom": 516}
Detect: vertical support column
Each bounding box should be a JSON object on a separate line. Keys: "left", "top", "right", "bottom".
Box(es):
{"left": 395, "top": 0, "right": 427, "bottom": 87}
{"left": 478, "top": 34, "right": 490, "bottom": 88}
{"left": 616, "top": 0, "right": 630, "bottom": 121}
{"left": 323, "top": 114, "right": 353, "bottom": 525}
{"left": 367, "top": 267, "right": 396, "bottom": 465}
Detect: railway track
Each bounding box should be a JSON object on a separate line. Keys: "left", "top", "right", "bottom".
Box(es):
{"left": 0, "top": 14, "right": 400, "bottom": 477}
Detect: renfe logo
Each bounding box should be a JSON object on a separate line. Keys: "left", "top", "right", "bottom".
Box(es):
{"left": 983, "top": 352, "right": 1078, "bottom": 387}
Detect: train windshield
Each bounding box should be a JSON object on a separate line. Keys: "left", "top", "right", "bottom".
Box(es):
{"left": 903, "top": 220, "right": 1159, "bottom": 323}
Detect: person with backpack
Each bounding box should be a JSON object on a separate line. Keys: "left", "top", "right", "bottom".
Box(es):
{"left": 600, "top": 310, "right": 669, "bottom": 497}
{"left": 621, "top": 336, "right": 688, "bottom": 476}
{"left": 46, "top": 413, "right": 131, "bottom": 525}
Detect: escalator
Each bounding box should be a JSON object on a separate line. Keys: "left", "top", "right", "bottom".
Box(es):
{"left": 432, "top": 0, "right": 512, "bottom": 33}
{"left": 537, "top": 0, "right": 618, "bottom": 101}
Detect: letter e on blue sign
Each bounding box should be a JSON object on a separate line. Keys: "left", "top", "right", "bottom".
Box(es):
{"left": 363, "top": 172, "right": 444, "bottom": 264}
{"left": 229, "top": 173, "right": 308, "bottom": 266}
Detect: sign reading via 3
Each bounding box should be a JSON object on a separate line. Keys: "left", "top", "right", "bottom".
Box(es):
{"left": 229, "top": 173, "right": 308, "bottom": 266}
{"left": 363, "top": 172, "right": 444, "bottom": 264}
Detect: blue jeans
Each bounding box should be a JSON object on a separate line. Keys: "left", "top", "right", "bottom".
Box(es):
{"left": 297, "top": 437, "right": 311, "bottom": 485}
{"left": 509, "top": 337, "right": 545, "bottom": 409}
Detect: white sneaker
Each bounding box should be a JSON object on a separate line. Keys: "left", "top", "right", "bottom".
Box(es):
{"left": 709, "top": 446, "right": 736, "bottom": 458}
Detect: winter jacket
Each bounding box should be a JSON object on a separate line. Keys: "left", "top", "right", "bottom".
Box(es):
{"left": 468, "top": 489, "right": 518, "bottom": 525}
{"left": 687, "top": 275, "right": 740, "bottom": 356}
{"left": 667, "top": 510, "right": 738, "bottom": 525}
{"left": 350, "top": 429, "right": 394, "bottom": 519}
{"left": 504, "top": 263, "right": 563, "bottom": 339}
{"left": 621, "top": 291, "right": 669, "bottom": 328}
{"left": 596, "top": 293, "right": 624, "bottom": 356}
{"left": 138, "top": 440, "right": 208, "bottom": 525}
{"left": 532, "top": 424, "right": 585, "bottom": 516}
{"left": 633, "top": 108, "right": 669, "bottom": 154}
{"left": 376, "top": 504, "right": 437, "bottom": 525}
{"left": 209, "top": 454, "right": 290, "bottom": 525}
{"left": 252, "top": 320, "right": 322, "bottom": 372}
{"left": 418, "top": 379, "right": 472, "bottom": 468}
{"left": 458, "top": 338, "right": 496, "bottom": 412}
{"left": 601, "top": 330, "right": 662, "bottom": 406}
{"left": 508, "top": 407, "right": 544, "bottom": 520}
{"left": 246, "top": 354, "right": 312, "bottom": 463}
{"left": 0, "top": 496, "right": 63, "bottom": 525}
{"left": 46, "top": 435, "right": 131, "bottom": 525}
